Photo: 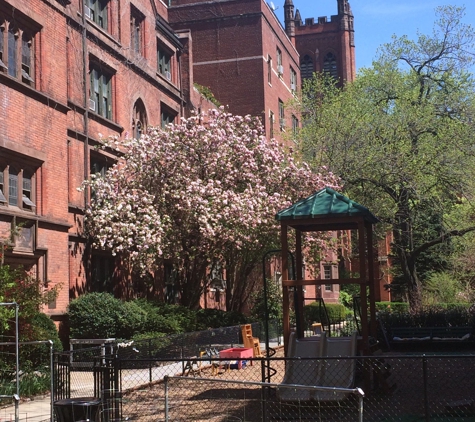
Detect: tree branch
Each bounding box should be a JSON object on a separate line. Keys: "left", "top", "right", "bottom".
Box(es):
{"left": 412, "top": 226, "right": 475, "bottom": 259}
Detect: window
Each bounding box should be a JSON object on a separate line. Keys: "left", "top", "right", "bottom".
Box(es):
{"left": 323, "top": 52, "right": 338, "bottom": 79}
{"left": 91, "top": 253, "right": 115, "bottom": 293}
{"left": 90, "top": 64, "right": 112, "bottom": 119}
{"left": 0, "top": 164, "right": 36, "bottom": 211}
{"left": 290, "top": 67, "right": 297, "bottom": 93}
{"left": 130, "top": 6, "right": 144, "bottom": 56}
{"left": 267, "top": 55, "right": 272, "bottom": 85}
{"left": 90, "top": 157, "right": 112, "bottom": 177}
{"left": 278, "top": 100, "right": 285, "bottom": 131}
{"left": 161, "top": 107, "right": 176, "bottom": 128}
{"left": 323, "top": 265, "right": 333, "bottom": 291}
{"left": 157, "top": 44, "right": 172, "bottom": 80}
{"left": 269, "top": 110, "right": 275, "bottom": 139}
{"left": 86, "top": 0, "right": 109, "bottom": 31}
{"left": 0, "top": 15, "right": 37, "bottom": 86}
{"left": 300, "top": 54, "right": 313, "bottom": 80}
{"left": 276, "top": 47, "right": 283, "bottom": 75}
{"left": 132, "top": 99, "right": 148, "bottom": 139}
{"left": 291, "top": 115, "right": 299, "bottom": 135}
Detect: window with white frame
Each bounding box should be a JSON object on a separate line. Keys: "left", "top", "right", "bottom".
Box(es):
{"left": 267, "top": 54, "right": 272, "bottom": 85}
{"left": 278, "top": 99, "right": 285, "bottom": 131}
{"left": 276, "top": 47, "right": 283, "bottom": 76}
{"left": 269, "top": 110, "right": 275, "bottom": 139}
{"left": 323, "top": 264, "right": 332, "bottom": 291}
{"left": 290, "top": 66, "right": 297, "bottom": 93}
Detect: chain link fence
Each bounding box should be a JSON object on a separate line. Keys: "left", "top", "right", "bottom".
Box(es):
{"left": 54, "top": 324, "right": 475, "bottom": 421}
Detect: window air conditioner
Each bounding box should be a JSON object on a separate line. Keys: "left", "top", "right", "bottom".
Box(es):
{"left": 277, "top": 65, "right": 284, "bottom": 75}
{"left": 89, "top": 99, "right": 96, "bottom": 111}
{"left": 165, "top": 71, "right": 171, "bottom": 81}
{"left": 84, "top": 5, "right": 92, "bottom": 19}
{"left": 290, "top": 83, "right": 296, "bottom": 91}
{"left": 279, "top": 118, "right": 285, "bottom": 129}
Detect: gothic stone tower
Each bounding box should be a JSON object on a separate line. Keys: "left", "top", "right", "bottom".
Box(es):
{"left": 284, "top": 0, "right": 356, "bottom": 84}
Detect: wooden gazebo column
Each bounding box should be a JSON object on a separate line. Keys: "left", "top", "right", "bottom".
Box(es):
{"left": 281, "top": 223, "right": 291, "bottom": 356}
{"left": 367, "top": 222, "right": 378, "bottom": 339}
{"left": 358, "top": 219, "right": 369, "bottom": 354}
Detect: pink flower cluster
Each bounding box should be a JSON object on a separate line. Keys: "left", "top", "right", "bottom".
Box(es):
{"left": 82, "top": 108, "right": 339, "bottom": 274}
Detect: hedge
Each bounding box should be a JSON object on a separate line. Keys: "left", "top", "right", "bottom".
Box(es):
{"left": 304, "top": 302, "right": 346, "bottom": 324}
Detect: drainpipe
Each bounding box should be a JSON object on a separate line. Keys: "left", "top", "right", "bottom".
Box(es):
{"left": 81, "top": 2, "right": 89, "bottom": 207}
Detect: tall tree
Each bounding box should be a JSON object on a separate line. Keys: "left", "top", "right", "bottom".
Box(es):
{"left": 83, "top": 108, "right": 337, "bottom": 309}
{"left": 298, "top": 6, "right": 475, "bottom": 311}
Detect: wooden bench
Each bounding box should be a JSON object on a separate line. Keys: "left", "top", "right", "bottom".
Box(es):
{"left": 390, "top": 326, "right": 472, "bottom": 343}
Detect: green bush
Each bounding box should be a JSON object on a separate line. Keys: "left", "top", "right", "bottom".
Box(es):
{"left": 195, "top": 308, "right": 247, "bottom": 330}
{"left": 304, "top": 302, "right": 346, "bottom": 324}
{"left": 375, "top": 302, "right": 409, "bottom": 313}
{"left": 68, "top": 293, "right": 146, "bottom": 339}
{"left": 378, "top": 303, "right": 472, "bottom": 329}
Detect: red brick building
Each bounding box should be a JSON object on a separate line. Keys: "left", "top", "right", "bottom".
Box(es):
{"left": 0, "top": 0, "right": 213, "bottom": 323}
{"left": 284, "top": 0, "right": 355, "bottom": 84}
{"left": 169, "top": 0, "right": 301, "bottom": 142}
{"left": 0, "top": 0, "right": 360, "bottom": 322}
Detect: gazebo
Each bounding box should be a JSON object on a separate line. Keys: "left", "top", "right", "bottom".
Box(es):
{"left": 275, "top": 187, "right": 379, "bottom": 355}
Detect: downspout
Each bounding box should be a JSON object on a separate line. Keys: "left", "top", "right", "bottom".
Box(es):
{"left": 81, "top": 2, "right": 89, "bottom": 207}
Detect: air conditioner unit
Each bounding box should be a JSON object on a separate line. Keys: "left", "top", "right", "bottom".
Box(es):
{"left": 165, "top": 71, "right": 171, "bottom": 81}
{"left": 277, "top": 65, "right": 284, "bottom": 75}
{"left": 290, "top": 83, "right": 296, "bottom": 91}
{"left": 279, "top": 118, "right": 285, "bottom": 129}
{"left": 84, "top": 5, "right": 91, "bottom": 19}
{"left": 89, "top": 98, "right": 96, "bottom": 111}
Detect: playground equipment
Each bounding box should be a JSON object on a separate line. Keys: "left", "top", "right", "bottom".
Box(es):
{"left": 275, "top": 188, "right": 380, "bottom": 356}
{"left": 278, "top": 331, "right": 358, "bottom": 401}
{"left": 241, "top": 324, "right": 263, "bottom": 358}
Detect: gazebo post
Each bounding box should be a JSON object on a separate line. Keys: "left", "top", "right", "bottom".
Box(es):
{"left": 358, "top": 220, "right": 369, "bottom": 354}
{"left": 295, "top": 230, "right": 305, "bottom": 339}
{"left": 281, "top": 223, "right": 291, "bottom": 356}
{"left": 367, "top": 223, "right": 378, "bottom": 339}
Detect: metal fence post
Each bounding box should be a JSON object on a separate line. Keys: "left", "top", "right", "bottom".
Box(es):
{"left": 164, "top": 376, "right": 169, "bottom": 422}
{"left": 423, "top": 355, "right": 430, "bottom": 422}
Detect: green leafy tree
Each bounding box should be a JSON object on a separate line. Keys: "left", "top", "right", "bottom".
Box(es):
{"left": 298, "top": 6, "right": 475, "bottom": 312}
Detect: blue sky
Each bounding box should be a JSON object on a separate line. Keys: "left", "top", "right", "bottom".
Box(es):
{"left": 275, "top": 0, "right": 475, "bottom": 71}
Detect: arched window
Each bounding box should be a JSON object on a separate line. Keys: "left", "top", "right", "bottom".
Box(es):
{"left": 300, "top": 54, "right": 313, "bottom": 80}
{"left": 323, "top": 52, "right": 338, "bottom": 79}
{"left": 132, "top": 99, "right": 147, "bottom": 139}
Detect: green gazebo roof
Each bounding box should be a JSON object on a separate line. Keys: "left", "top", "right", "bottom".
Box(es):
{"left": 276, "top": 187, "right": 379, "bottom": 224}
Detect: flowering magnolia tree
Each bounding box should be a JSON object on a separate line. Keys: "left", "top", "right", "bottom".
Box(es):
{"left": 83, "top": 108, "right": 339, "bottom": 309}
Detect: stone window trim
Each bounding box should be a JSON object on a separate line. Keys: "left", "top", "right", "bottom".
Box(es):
{"left": 0, "top": 160, "right": 39, "bottom": 213}
{"left": 130, "top": 4, "right": 145, "bottom": 57}
{"left": 157, "top": 40, "right": 173, "bottom": 82}
{"left": 160, "top": 102, "right": 177, "bottom": 128}
{"left": 278, "top": 99, "right": 285, "bottom": 131}
{"left": 89, "top": 58, "right": 115, "bottom": 121}
{"left": 0, "top": 9, "right": 41, "bottom": 88}
{"left": 85, "top": 0, "right": 109, "bottom": 32}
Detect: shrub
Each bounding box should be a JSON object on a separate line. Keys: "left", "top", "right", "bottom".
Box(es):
{"left": 68, "top": 293, "right": 146, "bottom": 339}
{"left": 375, "top": 302, "right": 409, "bottom": 313}
{"left": 304, "top": 302, "right": 346, "bottom": 325}
{"left": 195, "top": 308, "right": 247, "bottom": 330}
